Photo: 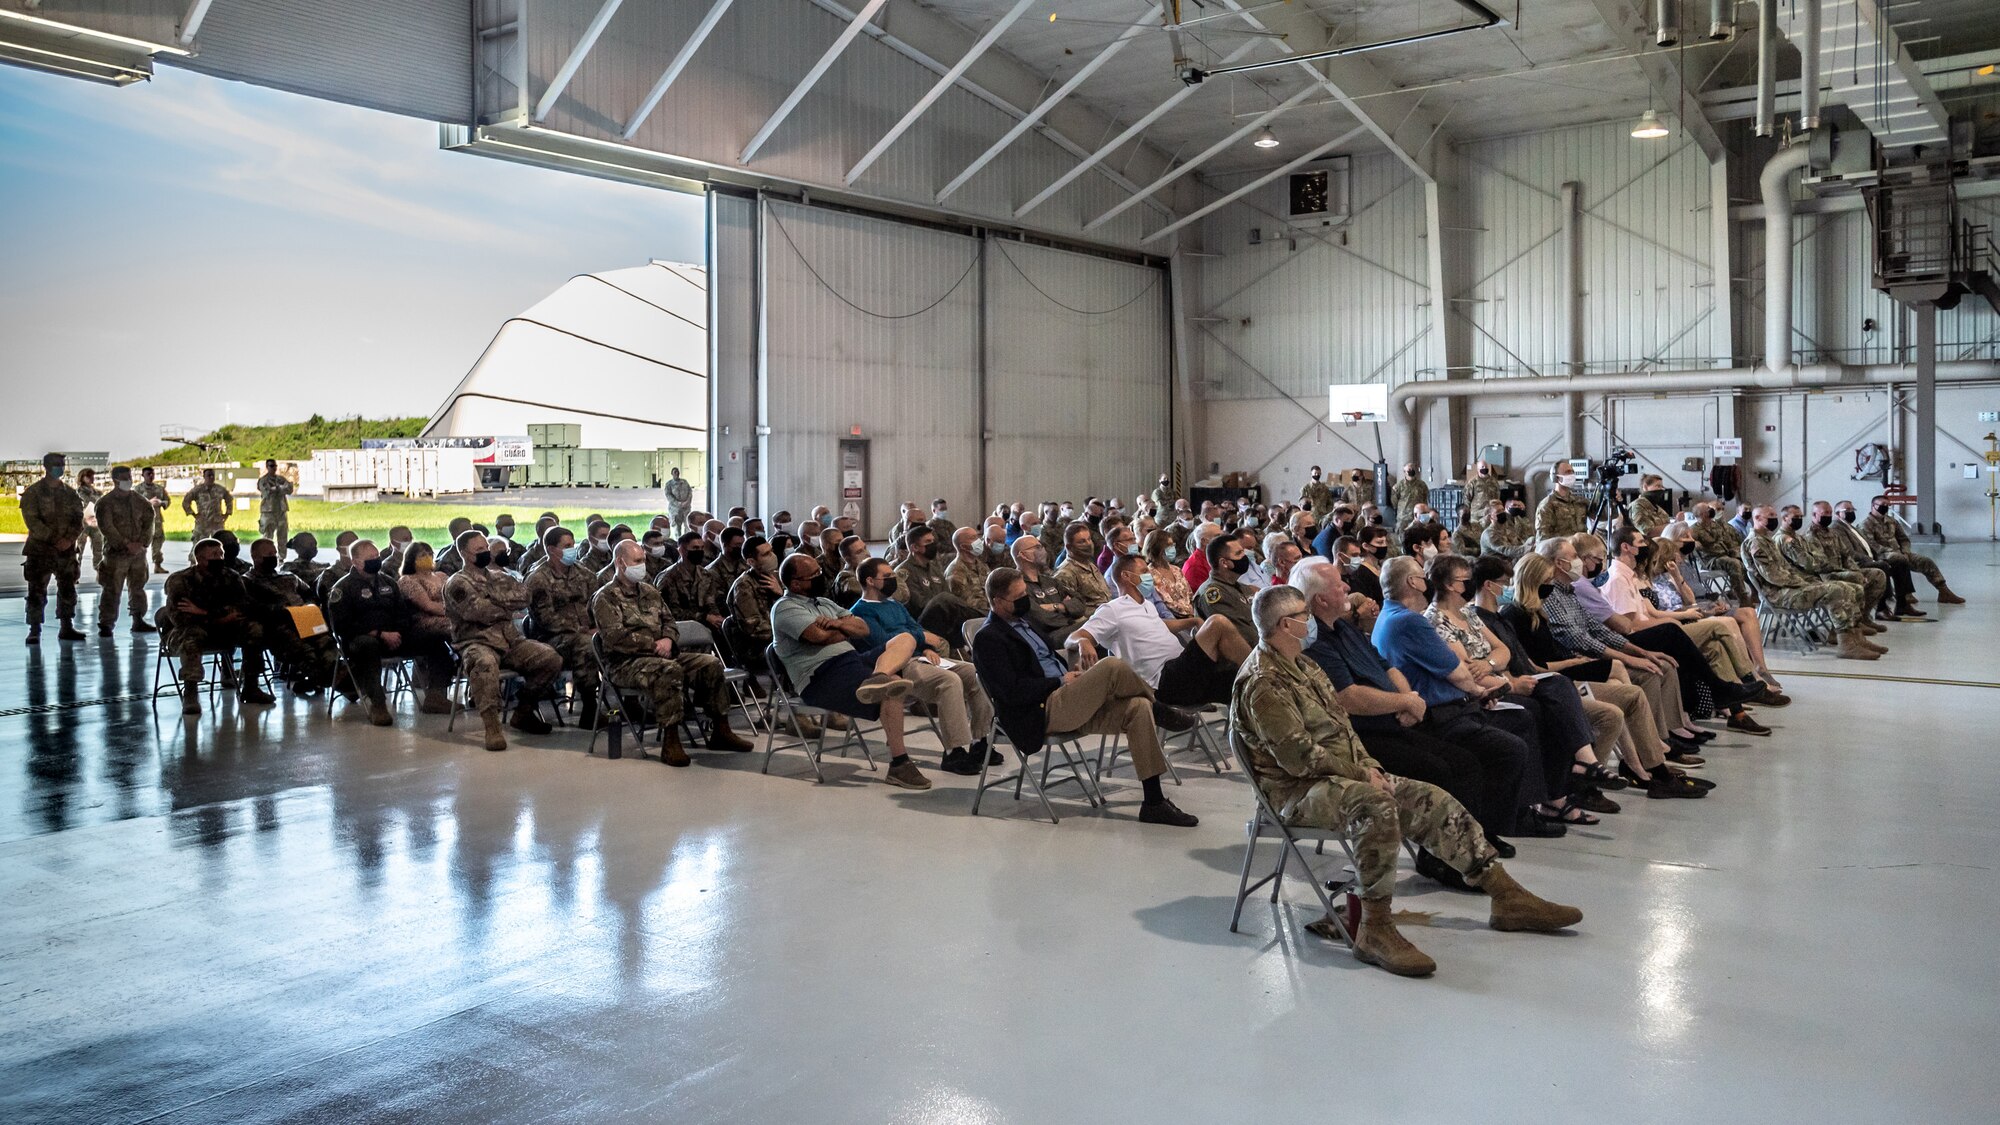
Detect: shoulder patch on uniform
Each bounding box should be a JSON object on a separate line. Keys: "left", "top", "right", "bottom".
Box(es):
{"left": 1203, "top": 587, "right": 1223, "bottom": 604}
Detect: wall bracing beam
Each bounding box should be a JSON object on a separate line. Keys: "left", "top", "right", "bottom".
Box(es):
{"left": 846, "top": 0, "right": 1036, "bottom": 184}
{"left": 534, "top": 0, "right": 628, "bottom": 122}
{"left": 622, "top": 0, "right": 737, "bottom": 139}
{"left": 742, "top": 0, "right": 891, "bottom": 164}
{"left": 1085, "top": 84, "right": 1317, "bottom": 232}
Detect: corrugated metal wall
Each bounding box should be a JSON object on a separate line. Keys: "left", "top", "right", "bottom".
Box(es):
{"left": 985, "top": 240, "right": 1170, "bottom": 506}
{"left": 176, "top": 0, "right": 472, "bottom": 122}
{"left": 709, "top": 193, "right": 759, "bottom": 516}
{"left": 519, "top": 0, "right": 1158, "bottom": 250}
{"left": 757, "top": 199, "right": 982, "bottom": 534}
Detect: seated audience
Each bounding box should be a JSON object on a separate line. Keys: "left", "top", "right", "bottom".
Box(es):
{"left": 1193, "top": 532, "right": 1256, "bottom": 647}
{"left": 592, "top": 541, "right": 754, "bottom": 766}
{"left": 849, "top": 558, "right": 995, "bottom": 776}
{"left": 444, "top": 529, "right": 563, "bottom": 752}
{"left": 1860, "top": 495, "right": 1962, "bottom": 604}
{"left": 522, "top": 525, "right": 605, "bottom": 727}
{"left": 1739, "top": 506, "right": 1881, "bottom": 662}
{"left": 161, "top": 537, "right": 274, "bottom": 717}
{"left": 328, "top": 538, "right": 454, "bottom": 726}
{"left": 1071, "top": 552, "right": 1250, "bottom": 718}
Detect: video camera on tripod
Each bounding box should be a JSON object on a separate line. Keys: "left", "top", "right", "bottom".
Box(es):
{"left": 1595, "top": 448, "right": 1639, "bottom": 484}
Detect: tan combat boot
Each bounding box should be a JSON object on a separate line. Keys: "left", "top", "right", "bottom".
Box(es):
{"left": 419, "top": 688, "right": 451, "bottom": 715}
{"left": 707, "top": 713, "right": 754, "bottom": 752}
{"left": 367, "top": 694, "right": 392, "bottom": 727}
{"left": 1477, "top": 863, "right": 1583, "bottom": 932}
{"left": 481, "top": 710, "right": 508, "bottom": 751}
{"left": 1936, "top": 583, "right": 1965, "bottom": 605}
{"left": 1351, "top": 897, "right": 1436, "bottom": 977}
{"left": 659, "top": 727, "right": 691, "bottom": 767}
{"left": 1835, "top": 630, "right": 1880, "bottom": 661}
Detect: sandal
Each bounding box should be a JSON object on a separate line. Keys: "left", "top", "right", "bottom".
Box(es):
{"left": 1535, "top": 802, "right": 1599, "bottom": 827}
{"left": 1572, "top": 761, "right": 1630, "bottom": 791}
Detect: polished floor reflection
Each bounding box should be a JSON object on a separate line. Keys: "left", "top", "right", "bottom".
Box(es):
{"left": 4, "top": 546, "right": 1997, "bottom": 1123}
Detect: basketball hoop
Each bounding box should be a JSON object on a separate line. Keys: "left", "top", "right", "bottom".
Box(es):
{"left": 1341, "top": 411, "right": 1365, "bottom": 428}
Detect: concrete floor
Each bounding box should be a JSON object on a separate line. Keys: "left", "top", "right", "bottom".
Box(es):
{"left": 4, "top": 545, "right": 1997, "bottom": 1123}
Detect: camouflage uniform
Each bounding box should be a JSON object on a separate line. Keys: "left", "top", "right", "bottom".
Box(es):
{"left": 1462, "top": 476, "right": 1502, "bottom": 527}
{"left": 256, "top": 472, "right": 292, "bottom": 547}
{"left": 524, "top": 560, "right": 605, "bottom": 707}
{"left": 894, "top": 552, "right": 980, "bottom": 639}
{"left": 162, "top": 562, "right": 267, "bottom": 688}
{"left": 727, "top": 566, "right": 782, "bottom": 653}
{"left": 591, "top": 577, "right": 728, "bottom": 729}
{"left": 656, "top": 558, "right": 723, "bottom": 623}
{"left": 944, "top": 552, "right": 991, "bottom": 614}
{"left": 1861, "top": 512, "right": 1946, "bottom": 588}
{"left": 245, "top": 563, "right": 340, "bottom": 692}
{"left": 664, "top": 476, "right": 694, "bottom": 535}
{"left": 93, "top": 485, "right": 156, "bottom": 623}
{"left": 1151, "top": 482, "right": 1181, "bottom": 514}
{"left": 834, "top": 565, "right": 867, "bottom": 605}
{"left": 1479, "top": 514, "right": 1532, "bottom": 562}
{"left": 282, "top": 556, "right": 329, "bottom": 591}
{"left": 1625, "top": 496, "right": 1672, "bottom": 538}
{"left": 1050, "top": 556, "right": 1112, "bottom": 619}
{"left": 444, "top": 564, "right": 562, "bottom": 714}
{"left": 1229, "top": 644, "right": 1497, "bottom": 901}
{"left": 925, "top": 514, "right": 957, "bottom": 545}
{"left": 181, "top": 481, "right": 233, "bottom": 540}
{"left": 75, "top": 479, "right": 105, "bottom": 570}
{"left": 1451, "top": 521, "right": 1484, "bottom": 556}
{"left": 1741, "top": 529, "right": 1863, "bottom": 629}
{"left": 1299, "top": 478, "right": 1333, "bottom": 523}
{"left": 1792, "top": 526, "right": 1888, "bottom": 610}
{"left": 1687, "top": 516, "right": 1751, "bottom": 604}
{"left": 135, "top": 479, "right": 171, "bottom": 568}
{"left": 19, "top": 475, "right": 84, "bottom": 628}
{"left": 706, "top": 551, "right": 749, "bottom": 598}
{"left": 1390, "top": 476, "right": 1430, "bottom": 531}
{"left": 1534, "top": 489, "right": 1589, "bottom": 541}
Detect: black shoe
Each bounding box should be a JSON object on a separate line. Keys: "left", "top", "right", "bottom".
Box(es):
{"left": 1151, "top": 702, "right": 1197, "bottom": 732}
{"left": 1663, "top": 767, "right": 1716, "bottom": 790}
{"left": 97, "top": 623, "right": 113, "bottom": 638}
{"left": 1648, "top": 774, "right": 1709, "bottom": 799}
{"left": 56, "top": 625, "right": 86, "bottom": 642}
{"left": 975, "top": 738, "right": 1001, "bottom": 766}
{"left": 509, "top": 704, "right": 554, "bottom": 735}
{"left": 1512, "top": 817, "right": 1568, "bottom": 839}
{"left": 130, "top": 618, "right": 158, "bottom": 634}
{"left": 1138, "top": 797, "right": 1198, "bottom": 827}
{"left": 238, "top": 686, "right": 276, "bottom": 706}
{"left": 1688, "top": 728, "right": 1717, "bottom": 743}
{"left": 939, "top": 748, "right": 983, "bottom": 776}
{"left": 1483, "top": 833, "right": 1517, "bottom": 859}
{"left": 24, "top": 627, "right": 40, "bottom": 646}
{"left": 1414, "top": 848, "right": 1476, "bottom": 891}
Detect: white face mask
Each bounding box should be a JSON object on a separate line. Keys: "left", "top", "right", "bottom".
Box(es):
{"left": 621, "top": 563, "right": 648, "bottom": 583}
{"left": 1420, "top": 544, "right": 1438, "bottom": 561}
{"left": 1564, "top": 558, "right": 1583, "bottom": 580}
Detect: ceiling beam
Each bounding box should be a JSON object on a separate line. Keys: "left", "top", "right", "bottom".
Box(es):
{"left": 1583, "top": 0, "right": 1727, "bottom": 162}
{"left": 1142, "top": 126, "right": 1368, "bottom": 243}
{"left": 934, "top": 13, "right": 1154, "bottom": 204}
{"left": 1015, "top": 37, "right": 1264, "bottom": 220}
{"left": 742, "top": 0, "right": 890, "bottom": 163}
{"left": 621, "top": 0, "right": 736, "bottom": 139}
{"left": 1084, "top": 85, "right": 1318, "bottom": 231}
{"left": 534, "top": 0, "right": 627, "bottom": 122}
{"left": 178, "top": 0, "right": 216, "bottom": 45}
{"left": 845, "top": 0, "right": 1036, "bottom": 184}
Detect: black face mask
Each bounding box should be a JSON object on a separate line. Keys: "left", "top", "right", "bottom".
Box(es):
{"left": 1010, "top": 593, "right": 1031, "bottom": 617}
{"left": 472, "top": 550, "right": 493, "bottom": 568}
{"left": 805, "top": 574, "right": 829, "bottom": 600}
{"left": 1415, "top": 579, "right": 1432, "bottom": 599}
{"left": 919, "top": 543, "right": 938, "bottom": 561}
{"left": 879, "top": 576, "right": 898, "bottom": 598}
{"left": 1839, "top": 510, "right": 1857, "bottom": 523}
{"left": 1367, "top": 545, "right": 1388, "bottom": 561}
{"left": 1537, "top": 583, "right": 1556, "bottom": 599}
{"left": 1815, "top": 514, "right": 1833, "bottom": 529}
{"left": 1227, "top": 556, "right": 1250, "bottom": 575}
{"left": 1491, "top": 511, "right": 1507, "bottom": 525}
{"left": 1873, "top": 505, "right": 1889, "bottom": 516}
{"left": 254, "top": 557, "right": 276, "bottom": 572}
{"left": 297, "top": 548, "right": 318, "bottom": 562}
{"left": 1782, "top": 516, "right": 1802, "bottom": 532}
{"left": 362, "top": 558, "right": 383, "bottom": 574}
{"left": 1762, "top": 517, "right": 1780, "bottom": 532}
{"left": 203, "top": 559, "right": 223, "bottom": 574}
{"left": 1478, "top": 467, "right": 1489, "bottom": 476}
{"left": 1647, "top": 490, "right": 1670, "bottom": 506}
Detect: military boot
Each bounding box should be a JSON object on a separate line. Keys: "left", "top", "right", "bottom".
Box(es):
{"left": 367, "top": 693, "right": 393, "bottom": 727}
{"left": 707, "top": 712, "right": 754, "bottom": 752}
{"left": 578, "top": 695, "right": 601, "bottom": 731}
{"left": 131, "top": 615, "right": 157, "bottom": 634}
{"left": 419, "top": 687, "right": 451, "bottom": 715}
{"left": 98, "top": 620, "right": 113, "bottom": 638}
{"left": 481, "top": 710, "right": 508, "bottom": 751}
{"left": 180, "top": 685, "right": 202, "bottom": 717}
{"left": 1477, "top": 863, "right": 1583, "bottom": 933}
{"left": 56, "top": 619, "right": 86, "bottom": 642}
{"left": 1351, "top": 897, "right": 1436, "bottom": 978}
{"left": 659, "top": 727, "right": 691, "bottom": 767}
{"left": 1835, "top": 630, "right": 1880, "bottom": 661}
{"left": 509, "top": 700, "right": 553, "bottom": 736}
{"left": 1936, "top": 582, "right": 1965, "bottom": 605}
{"left": 24, "top": 625, "right": 40, "bottom": 646}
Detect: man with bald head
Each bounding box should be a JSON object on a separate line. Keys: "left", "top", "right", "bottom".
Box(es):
{"left": 593, "top": 540, "right": 753, "bottom": 766}
{"left": 329, "top": 538, "right": 453, "bottom": 725}
{"left": 945, "top": 526, "right": 992, "bottom": 615}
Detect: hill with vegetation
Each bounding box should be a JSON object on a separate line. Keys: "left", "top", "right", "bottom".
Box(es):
{"left": 133, "top": 415, "right": 427, "bottom": 465}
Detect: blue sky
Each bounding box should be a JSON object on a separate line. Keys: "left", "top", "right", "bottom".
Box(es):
{"left": 0, "top": 62, "right": 706, "bottom": 459}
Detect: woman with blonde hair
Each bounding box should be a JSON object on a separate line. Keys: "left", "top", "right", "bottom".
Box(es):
{"left": 1643, "top": 536, "right": 1785, "bottom": 698}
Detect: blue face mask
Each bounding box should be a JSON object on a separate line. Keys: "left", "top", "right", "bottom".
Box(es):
{"left": 1139, "top": 573, "right": 1156, "bottom": 599}
{"left": 1165, "top": 545, "right": 1179, "bottom": 563}
{"left": 562, "top": 546, "right": 582, "bottom": 566}
{"left": 1299, "top": 614, "right": 1319, "bottom": 649}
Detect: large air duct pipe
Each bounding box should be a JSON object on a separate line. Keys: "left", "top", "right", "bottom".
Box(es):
{"left": 1761, "top": 142, "right": 1812, "bottom": 375}
{"left": 1707, "top": 0, "right": 1732, "bottom": 40}
{"left": 1656, "top": 0, "right": 1679, "bottom": 47}
{"left": 1754, "top": 0, "right": 1777, "bottom": 136}
{"left": 1801, "top": 0, "right": 1822, "bottom": 129}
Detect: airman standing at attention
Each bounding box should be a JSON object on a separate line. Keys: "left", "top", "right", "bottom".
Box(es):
{"left": 1151, "top": 471, "right": 1180, "bottom": 516}
{"left": 664, "top": 465, "right": 694, "bottom": 536}
{"left": 1534, "top": 463, "right": 1589, "bottom": 541}
{"left": 135, "top": 466, "right": 172, "bottom": 573}
{"left": 1391, "top": 463, "right": 1430, "bottom": 533}
{"left": 181, "top": 468, "right": 233, "bottom": 540}
{"left": 93, "top": 467, "right": 159, "bottom": 636}
{"left": 1299, "top": 466, "right": 1333, "bottom": 524}
{"left": 256, "top": 459, "right": 292, "bottom": 549}
{"left": 21, "top": 453, "right": 87, "bottom": 644}
{"left": 74, "top": 467, "right": 105, "bottom": 572}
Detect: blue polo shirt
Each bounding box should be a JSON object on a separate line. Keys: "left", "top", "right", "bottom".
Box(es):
{"left": 1304, "top": 617, "right": 1402, "bottom": 733}
{"left": 1370, "top": 598, "right": 1468, "bottom": 708}
{"left": 848, "top": 596, "right": 928, "bottom": 651}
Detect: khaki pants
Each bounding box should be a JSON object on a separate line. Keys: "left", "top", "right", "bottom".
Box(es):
{"left": 1680, "top": 618, "right": 1755, "bottom": 681}
{"left": 1628, "top": 661, "right": 1686, "bottom": 734}
{"left": 1042, "top": 656, "right": 1166, "bottom": 780}
{"left": 97, "top": 551, "right": 149, "bottom": 622}
{"left": 1578, "top": 694, "right": 1626, "bottom": 761}
{"left": 901, "top": 656, "right": 993, "bottom": 750}
{"left": 1581, "top": 679, "right": 1665, "bottom": 769}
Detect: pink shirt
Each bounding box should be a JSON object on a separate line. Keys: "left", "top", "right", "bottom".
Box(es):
{"left": 1601, "top": 560, "right": 1651, "bottom": 618}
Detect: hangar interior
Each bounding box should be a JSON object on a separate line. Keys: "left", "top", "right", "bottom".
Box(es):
{"left": 10, "top": 0, "right": 1998, "bottom": 529}
{"left": 6, "top": 2, "right": 2000, "bottom": 1122}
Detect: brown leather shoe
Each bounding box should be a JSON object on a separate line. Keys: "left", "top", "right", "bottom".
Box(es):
{"left": 1726, "top": 711, "right": 1771, "bottom": 737}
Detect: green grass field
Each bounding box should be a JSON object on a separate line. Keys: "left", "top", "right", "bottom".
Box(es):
{"left": 1, "top": 497, "right": 667, "bottom": 547}
{"left": 128, "top": 416, "right": 428, "bottom": 466}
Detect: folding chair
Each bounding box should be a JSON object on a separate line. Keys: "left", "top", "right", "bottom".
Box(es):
{"left": 587, "top": 633, "right": 654, "bottom": 760}
{"left": 969, "top": 720, "right": 1103, "bottom": 823}
{"left": 760, "top": 645, "right": 880, "bottom": 782}
{"left": 151, "top": 640, "right": 275, "bottom": 709}
{"left": 323, "top": 626, "right": 416, "bottom": 715}
{"left": 681, "top": 620, "right": 768, "bottom": 733}
{"left": 1227, "top": 732, "right": 1365, "bottom": 942}
{"left": 1749, "top": 573, "right": 1837, "bottom": 655}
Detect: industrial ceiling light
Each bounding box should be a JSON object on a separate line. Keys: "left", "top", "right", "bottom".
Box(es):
{"left": 1631, "top": 109, "right": 1671, "bottom": 139}
{"left": 1252, "top": 126, "right": 1280, "bottom": 149}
